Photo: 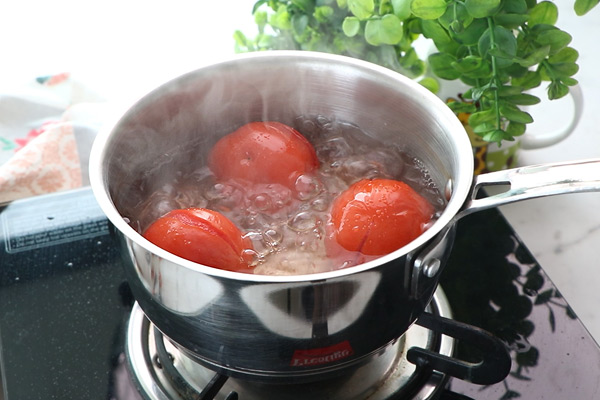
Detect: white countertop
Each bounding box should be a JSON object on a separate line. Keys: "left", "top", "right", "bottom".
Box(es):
{"left": 2, "top": 1, "right": 600, "bottom": 340}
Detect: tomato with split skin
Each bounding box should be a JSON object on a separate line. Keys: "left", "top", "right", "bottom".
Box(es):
{"left": 143, "top": 208, "right": 254, "bottom": 273}
{"left": 208, "top": 121, "right": 319, "bottom": 191}
{"left": 328, "top": 178, "right": 434, "bottom": 257}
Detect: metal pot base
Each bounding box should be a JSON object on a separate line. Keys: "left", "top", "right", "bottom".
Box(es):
{"left": 126, "top": 289, "right": 454, "bottom": 400}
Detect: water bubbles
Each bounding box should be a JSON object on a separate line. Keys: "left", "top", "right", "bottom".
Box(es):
{"left": 243, "top": 229, "right": 286, "bottom": 259}
{"left": 205, "top": 183, "right": 234, "bottom": 201}
{"left": 243, "top": 231, "right": 271, "bottom": 258}
{"left": 337, "top": 157, "right": 383, "bottom": 184}
{"left": 239, "top": 213, "right": 264, "bottom": 230}
{"left": 264, "top": 229, "right": 283, "bottom": 247}
{"left": 258, "top": 184, "right": 293, "bottom": 210}
{"left": 295, "top": 174, "right": 322, "bottom": 201}
{"left": 310, "top": 196, "right": 330, "bottom": 212}
{"left": 294, "top": 116, "right": 319, "bottom": 141}
{"left": 288, "top": 211, "right": 320, "bottom": 232}
{"left": 205, "top": 183, "right": 243, "bottom": 211}
{"left": 366, "top": 149, "right": 404, "bottom": 177}
{"left": 251, "top": 193, "right": 272, "bottom": 211}
{"left": 137, "top": 190, "right": 179, "bottom": 230}
{"left": 130, "top": 114, "right": 446, "bottom": 276}
{"left": 316, "top": 114, "right": 332, "bottom": 127}
{"left": 242, "top": 249, "right": 261, "bottom": 268}
{"left": 316, "top": 136, "right": 353, "bottom": 161}
{"left": 175, "top": 184, "right": 208, "bottom": 209}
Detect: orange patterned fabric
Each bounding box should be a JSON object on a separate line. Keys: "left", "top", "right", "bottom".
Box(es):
{"left": 0, "top": 122, "right": 81, "bottom": 203}
{"left": 0, "top": 72, "right": 106, "bottom": 203}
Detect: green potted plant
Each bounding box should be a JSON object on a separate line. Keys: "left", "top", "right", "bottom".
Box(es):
{"left": 234, "top": 0, "right": 597, "bottom": 170}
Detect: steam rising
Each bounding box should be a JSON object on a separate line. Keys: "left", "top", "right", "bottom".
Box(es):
{"left": 101, "top": 54, "right": 453, "bottom": 275}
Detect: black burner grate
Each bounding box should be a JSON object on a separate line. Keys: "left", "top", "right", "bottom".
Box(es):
{"left": 153, "top": 327, "right": 238, "bottom": 400}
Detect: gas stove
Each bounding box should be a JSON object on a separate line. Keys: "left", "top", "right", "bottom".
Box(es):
{"left": 1, "top": 187, "right": 600, "bottom": 399}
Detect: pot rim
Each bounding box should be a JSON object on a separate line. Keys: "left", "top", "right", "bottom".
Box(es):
{"left": 89, "top": 50, "right": 474, "bottom": 284}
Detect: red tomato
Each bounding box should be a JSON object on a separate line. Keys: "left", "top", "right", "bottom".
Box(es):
{"left": 207, "top": 121, "right": 319, "bottom": 190}
{"left": 329, "top": 179, "right": 434, "bottom": 256}
{"left": 143, "top": 208, "right": 254, "bottom": 273}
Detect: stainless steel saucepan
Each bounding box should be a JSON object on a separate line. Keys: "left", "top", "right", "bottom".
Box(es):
{"left": 89, "top": 51, "right": 600, "bottom": 383}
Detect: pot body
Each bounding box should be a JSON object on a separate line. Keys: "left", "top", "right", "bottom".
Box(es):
{"left": 90, "top": 51, "right": 474, "bottom": 381}
{"left": 120, "top": 229, "right": 455, "bottom": 381}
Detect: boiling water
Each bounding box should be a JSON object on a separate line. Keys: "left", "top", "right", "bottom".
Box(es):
{"left": 134, "top": 116, "right": 445, "bottom": 275}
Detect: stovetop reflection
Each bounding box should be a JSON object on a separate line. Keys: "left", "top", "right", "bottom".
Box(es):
{"left": 1, "top": 187, "right": 599, "bottom": 399}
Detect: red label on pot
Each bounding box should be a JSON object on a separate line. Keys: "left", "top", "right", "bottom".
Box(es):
{"left": 290, "top": 341, "right": 354, "bottom": 367}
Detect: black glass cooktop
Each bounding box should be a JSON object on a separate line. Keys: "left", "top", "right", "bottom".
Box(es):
{"left": 1, "top": 187, "right": 599, "bottom": 399}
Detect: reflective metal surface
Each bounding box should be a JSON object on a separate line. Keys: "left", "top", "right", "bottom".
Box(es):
{"left": 126, "top": 289, "right": 454, "bottom": 400}
{"left": 89, "top": 51, "right": 470, "bottom": 379}
{"left": 88, "top": 51, "right": 600, "bottom": 380}
{"left": 460, "top": 158, "right": 600, "bottom": 218}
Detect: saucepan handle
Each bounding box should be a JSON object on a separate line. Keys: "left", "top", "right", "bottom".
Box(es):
{"left": 457, "top": 158, "right": 600, "bottom": 219}
{"left": 408, "top": 312, "right": 512, "bottom": 385}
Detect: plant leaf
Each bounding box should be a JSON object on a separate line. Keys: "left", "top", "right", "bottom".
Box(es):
{"left": 479, "top": 26, "right": 518, "bottom": 68}
{"left": 472, "top": 121, "right": 497, "bottom": 133}
{"left": 292, "top": 14, "right": 310, "bottom": 36}
{"left": 534, "top": 26, "right": 572, "bottom": 54}
{"left": 469, "top": 108, "right": 496, "bottom": 126}
{"left": 502, "top": 0, "right": 528, "bottom": 14}
{"left": 550, "top": 62, "right": 579, "bottom": 77}
{"left": 428, "top": 52, "right": 462, "bottom": 79}
{"left": 561, "top": 76, "right": 579, "bottom": 86}
{"left": 252, "top": 0, "right": 269, "bottom": 15}
{"left": 411, "top": 0, "right": 448, "bottom": 20}
{"left": 314, "top": 6, "right": 334, "bottom": 22}
{"left": 574, "top": 0, "right": 600, "bottom": 16}
{"left": 529, "top": 1, "right": 558, "bottom": 26}
{"left": 494, "top": 13, "right": 529, "bottom": 29}
{"left": 439, "top": 2, "right": 473, "bottom": 30}
{"left": 518, "top": 45, "right": 550, "bottom": 68}
{"left": 451, "top": 55, "right": 484, "bottom": 73}
{"left": 548, "top": 47, "right": 579, "bottom": 63}
{"left": 483, "top": 129, "right": 509, "bottom": 142}
{"left": 391, "top": 0, "right": 413, "bottom": 20}
{"left": 500, "top": 103, "right": 534, "bottom": 123}
{"left": 505, "top": 93, "right": 541, "bottom": 105}
{"left": 548, "top": 81, "right": 569, "bottom": 99}
{"left": 497, "top": 85, "right": 524, "bottom": 96}
{"left": 512, "top": 70, "right": 542, "bottom": 89}
{"left": 421, "top": 20, "right": 452, "bottom": 44}
{"left": 506, "top": 121, "right": 527, "bottom": 136}
{"left": 291, "top": 0, "right": 314, "bottom": 12}
{"left": 489, "top": 47, "right": 521, "bottom": 62}
{"left": 348, "top": 0, "right": 374, "bottom": 20}
{"left": 419, "top": 77, "right": 441, "bottom": 93}
{"left": 342, "top": 17, "right": 361, "bottom": 37}
{"left": 447, "top": 101, "right": 478, "bottom": 113}
{"left": 451, "top": 17, "right": 488, "bottom": 45}
{"left": 269, "top": 4, "right": 292, "bottom": 30}
{"left": 470, "top": 82, "right": 492, "bottom": 101}
{"left": 465, "top": 0, "right": 502, "bottom": 18}
{"left": 365, "top": 15, "right": 404, "bottom": 45}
